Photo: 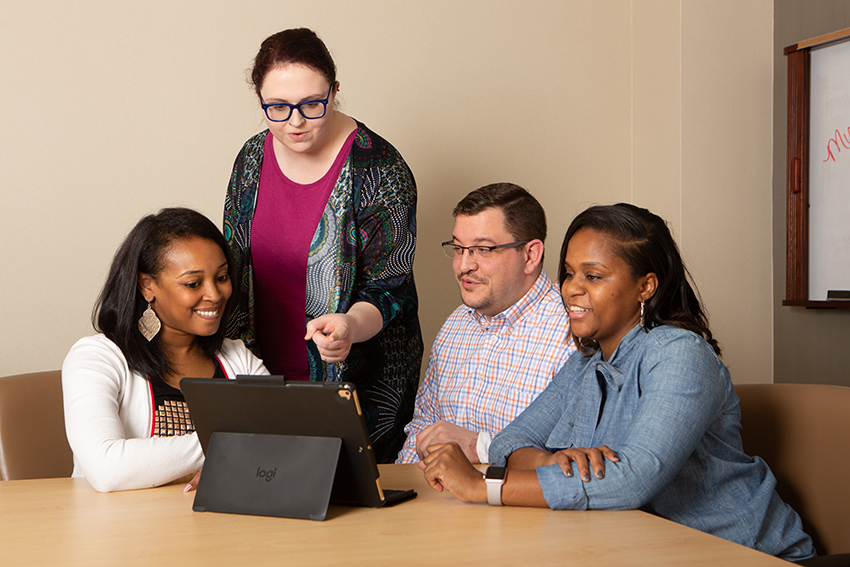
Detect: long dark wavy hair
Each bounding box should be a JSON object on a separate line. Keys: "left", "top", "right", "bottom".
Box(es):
{"left": 558, "top": 203, "right": 720, "bottom": 356}
{"left": 92, "top": 208, "right": 236, "bottom": 384}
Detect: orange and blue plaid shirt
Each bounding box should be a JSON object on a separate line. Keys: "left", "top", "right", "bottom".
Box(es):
{"left": 397, "top": 270, "right": 575, "bottom": 463}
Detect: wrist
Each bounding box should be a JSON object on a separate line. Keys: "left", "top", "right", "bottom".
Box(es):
{"left": 476, "top": 475, "right": 488, "bottom": 504}
{"left": 347, "top": 302, "right": 382, "bottom": 343}
{"left": 475, "top": 431, "right": 491, "bottom": 464}
{"left": 484, "top": 466, "right": 507, "bottom": 505}
{"left": 343, "top": 312, "right": 360, "bottom": 342}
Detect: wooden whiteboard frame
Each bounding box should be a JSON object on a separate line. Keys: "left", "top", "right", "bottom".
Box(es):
{"left": 784, "top": 27, "right": 850, "bottom": 308}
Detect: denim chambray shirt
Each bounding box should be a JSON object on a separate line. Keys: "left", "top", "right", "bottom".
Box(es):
{"left": 490, "top": 324, "right": 814, "bottom": 562}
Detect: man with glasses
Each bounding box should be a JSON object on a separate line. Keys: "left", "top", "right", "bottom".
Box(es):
{"left": 397, "top": 183, "right": 575, "bottom": 464}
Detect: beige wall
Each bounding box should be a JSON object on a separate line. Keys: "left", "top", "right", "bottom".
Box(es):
{"left": 1, "top": 0, "right": 774, "bottom": 385}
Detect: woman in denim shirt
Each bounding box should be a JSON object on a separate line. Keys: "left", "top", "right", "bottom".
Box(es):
{"left": 421, "top": 203, "right": 814, "bottom": 562}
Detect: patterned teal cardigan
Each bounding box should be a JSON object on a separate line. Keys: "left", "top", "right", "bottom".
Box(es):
{"left": 223, "top": 122, "right": 424, "bottom": 462}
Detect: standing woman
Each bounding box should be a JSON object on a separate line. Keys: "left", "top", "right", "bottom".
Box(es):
{"left": 63, "top": 208, "right": 268, "bottom": 492}
{"left": 224, "top": 29, "right": 423, "bottom": 462}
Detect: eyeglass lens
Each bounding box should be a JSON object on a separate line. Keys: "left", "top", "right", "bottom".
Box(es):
{"left": 442, "top": 244, "right": 493, "bottom": 259}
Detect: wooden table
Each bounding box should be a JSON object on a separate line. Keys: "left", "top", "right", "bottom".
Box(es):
{"left": 0, "top": 464, "right": 787, "bottom": 566}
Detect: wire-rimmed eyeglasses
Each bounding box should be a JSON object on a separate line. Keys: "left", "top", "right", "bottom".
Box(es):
{"left": 261, "top": 84, "right": 333, "bottom": 122}
{"left": 441, "top": 240, "right": 530, "bottom": 259}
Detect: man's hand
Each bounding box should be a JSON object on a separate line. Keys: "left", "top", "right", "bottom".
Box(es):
{"left": 415, "top": 421, "right": 480, "bottom": 465}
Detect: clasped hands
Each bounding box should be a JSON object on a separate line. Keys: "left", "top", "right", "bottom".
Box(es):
{"left": 421, "top": 442, "right": 619, "bottom": 504}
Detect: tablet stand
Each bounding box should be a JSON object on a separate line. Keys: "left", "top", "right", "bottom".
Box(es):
{"left": 193, "top": 432, "right": 342, "bottom": 521}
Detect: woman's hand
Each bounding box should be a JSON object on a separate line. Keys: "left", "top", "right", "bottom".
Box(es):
{"left": 550, "top": 446, "right": 619, "bottom": 481}
{"left": 305, "top": 302, "right": 383, "bottom": 363}
{"left": 421, "top": 442, "right": 487, "bottom": 503}
{"left": 184, "top": 468, "right": 202, "bottom": 492}
{"left": 305, "top": 313, "right": 356, "bottom": 362}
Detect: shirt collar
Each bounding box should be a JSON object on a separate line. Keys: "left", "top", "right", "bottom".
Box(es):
{"left": 585, "top": 324, "right": 645, "bottom": 391}
{"left": 607, "top": 323, "right": 645, "bottom": 363}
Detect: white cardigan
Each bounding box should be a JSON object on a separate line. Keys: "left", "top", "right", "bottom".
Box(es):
{"left": 62, "top": 334, "right": 268, "bottom": 492}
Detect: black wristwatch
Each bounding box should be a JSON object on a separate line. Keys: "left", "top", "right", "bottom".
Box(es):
{"left": 484, "top": 466, "right": 507, "bottom": 506}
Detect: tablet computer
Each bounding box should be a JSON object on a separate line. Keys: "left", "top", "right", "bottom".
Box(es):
{"left": 181, "top": 376, "right": 415, "bottom": 516}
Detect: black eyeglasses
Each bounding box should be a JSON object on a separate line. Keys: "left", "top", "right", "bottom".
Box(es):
{"left": 261, "top": 84, "right": 333, "bottom": 122}
{"left": 441, "top": 240, "right": 530, "bottom": 259}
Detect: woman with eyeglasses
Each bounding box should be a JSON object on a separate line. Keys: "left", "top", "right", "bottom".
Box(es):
{"left": 223, "top": 28, "right": 422, "bottom": 463}
{"left": 420, "top": 204, "right": 815, "bottom": 562}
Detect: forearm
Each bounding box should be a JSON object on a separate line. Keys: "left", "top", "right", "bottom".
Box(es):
{"left": 422, "top": 443, "right": 548, "bottom": 507}
{"left": 460, "top": 469, "right": 548, "bottom": 507}
{"left": 505, "top": 446, "right": 555, "bottom": 470}
{"left": 397, "top": 412, "right": 428, "bottom": 463}
{"left": 75, "top": 434, "right": 204, "bottom": 493}
{"left": 397, "top": 357, "right": 439, "bottom": 464}
{"left": 501, "top": 469, "right": 549, "bottom": 508}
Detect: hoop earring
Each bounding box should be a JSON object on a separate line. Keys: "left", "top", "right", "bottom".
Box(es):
{"left": 640, "top": 301, "right": 645, "bottom": 328}
{"left": 138, "top": 302, "right": 161, "bottom": 341}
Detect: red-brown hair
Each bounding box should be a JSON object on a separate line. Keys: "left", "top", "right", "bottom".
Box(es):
{"left": 250, "top": 28, "right": 336, "bottom": 98}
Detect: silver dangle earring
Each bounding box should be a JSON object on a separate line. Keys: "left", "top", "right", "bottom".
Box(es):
{"left": 640, "top": 301, "right": 645, "bottom": 328}
{"left": 138, "top": 302, "right": 161, "bottom": 341}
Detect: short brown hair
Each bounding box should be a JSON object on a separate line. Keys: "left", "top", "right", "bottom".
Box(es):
{"left": 453, "top": 182, "right": 547, "bottom": 243}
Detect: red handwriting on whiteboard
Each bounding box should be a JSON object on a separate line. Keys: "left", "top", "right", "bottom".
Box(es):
{"left": 824, "top": 127, "right": 850, "bottom": 162}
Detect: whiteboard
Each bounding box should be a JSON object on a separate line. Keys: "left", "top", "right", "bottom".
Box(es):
{"left": 809, "top": 39, "right": 850, "bottom": 300}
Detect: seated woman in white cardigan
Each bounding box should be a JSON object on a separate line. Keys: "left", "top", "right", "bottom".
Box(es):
{"left": 63, "top": 208, "right": 268, "bottom": 492}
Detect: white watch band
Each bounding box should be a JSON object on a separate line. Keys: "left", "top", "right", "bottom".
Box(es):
{"left": 485, "top": 476, "right": 505, "bottom": 506}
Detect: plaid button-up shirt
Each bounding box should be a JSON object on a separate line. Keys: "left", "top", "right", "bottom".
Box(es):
{"left": 397, "top": 270, "right": 575, "bottom": 463}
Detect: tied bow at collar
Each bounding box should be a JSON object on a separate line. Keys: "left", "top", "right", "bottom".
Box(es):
{"left": 570, "top": 359, "right": 628, "bottom": 448}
